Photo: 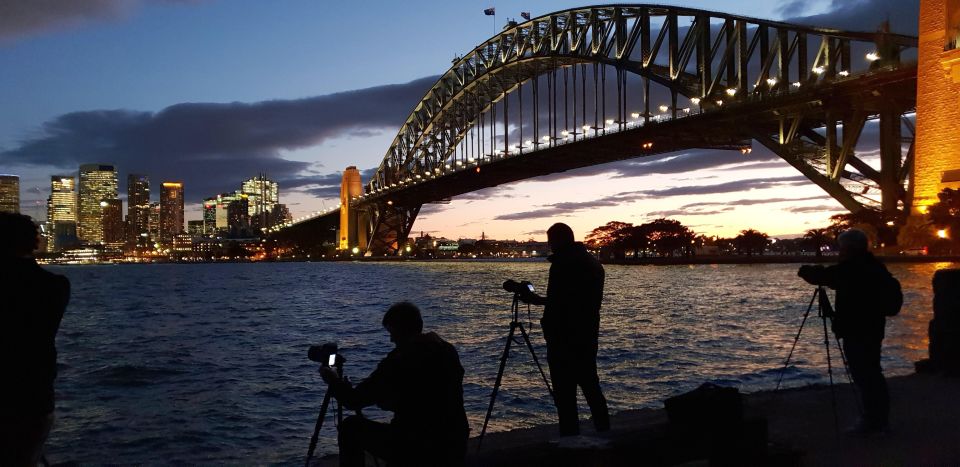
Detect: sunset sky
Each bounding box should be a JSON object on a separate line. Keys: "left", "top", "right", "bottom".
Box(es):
{"left": 0, "top": 0, "right": 920, "bottom": 240}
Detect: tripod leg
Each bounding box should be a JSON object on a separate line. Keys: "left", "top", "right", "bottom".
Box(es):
{"left": 516, "top": 322, "right": 554, "bottom": 400}
{"left": 478, "top": 323, "right": 518, "bottom": 449}
{"left": 822, "top": 313, "right": 840, "bottom": 435}
{"left": 776, "top": 288, "right": 819, "bottom": 391}
{"left": 833, "top": 333, "right": 863, "bottom": 415}
{"left": 305, "top": 390, "right": 332, "bottom": 467}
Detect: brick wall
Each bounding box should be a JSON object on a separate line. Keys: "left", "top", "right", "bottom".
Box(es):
{"left": 914, "top": 0, "right": 960, "bottom": 213}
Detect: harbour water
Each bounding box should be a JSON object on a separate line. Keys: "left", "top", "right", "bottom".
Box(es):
{"left": 44, "top": 260, "right": 952, "bottom": 464}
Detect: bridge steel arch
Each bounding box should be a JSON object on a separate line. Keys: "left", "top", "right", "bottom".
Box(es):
{"left": 329, "top": 5, "right": 917, "bottom": 255}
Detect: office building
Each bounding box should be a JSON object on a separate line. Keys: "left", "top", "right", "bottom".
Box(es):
{"left": 78, "top": 164, "right": 118, "bottom": 244}
{"left": 187, "top": 220, "right": 205, "bottom": 235}
{"left": 159, "top": 182, "right": 184, "bottom": 244}
{"left": 46, "top": 175, "right": 77, "bottom": 251}
{"left": 148, "top": 203, "right": 161, "bottom": 244}
{"left": 0, "top": 175, "right": 20, "bottom": 213}
{"left": 101, "top": 198, "right": 124, "bottom": 249}
{"left": 127, "top": 174, "right": 151, "bottom": 245}
{"left": 241, "top": 174, "right": 279, "bottom": 228}
{"left": 202, "top": 197, "right": 218, "bottom": 234}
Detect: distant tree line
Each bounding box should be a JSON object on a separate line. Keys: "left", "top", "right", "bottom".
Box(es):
{"left": 585, "top": 188, "right": 960, "bottom": 258}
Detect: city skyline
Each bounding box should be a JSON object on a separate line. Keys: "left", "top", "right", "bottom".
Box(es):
{"left": 0, "top": 0, "right": 922, "bottom": 240}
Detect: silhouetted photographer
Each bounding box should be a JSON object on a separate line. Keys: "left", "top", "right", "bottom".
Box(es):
{"left": 0, "top": 213, "right": 70, "bottom": 465}
{"left": 519, "top": 222, "right": 610, "bottom": 436}
{"left": 319, "top": 302, "right": 469, "bottom": 467}
{"left": 798, "top": 228, "right": 901, "bottom": 434}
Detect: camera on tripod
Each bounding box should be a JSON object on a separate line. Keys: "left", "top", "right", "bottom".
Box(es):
{"left": 308, "top": 342, "right": 341, "bottom": 368}
{"left": 502, "top": 279, "right": 535, "bottom": 295}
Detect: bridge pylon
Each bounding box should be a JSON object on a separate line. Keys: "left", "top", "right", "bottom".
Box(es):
{"left": 338, "top": 167, "right": 368, "bottom": 252}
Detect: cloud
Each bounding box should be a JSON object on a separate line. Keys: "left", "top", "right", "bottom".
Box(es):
{"left": 646, "top": 207, "right": 736, "bottom": 217}
{"left": 789, "top": 0, "right": 919, "bottom": 35}
{"left": 0, "top": 0, "right": 204, "bottom": 43}
{"left": 492, "top": 176, "right": 809, "bottom": 220}
{"left": 777, "top": 0, "right": 811, "bottom": 17}
{"left": 784, "top": 204, "right": 846, "bottom": 213}
{"left": 2, "top": 77, "right": 436, "bottom": 201}
{"left": 680, "top": 195, "right": 830, "bottom": 209}
{"left": 521, "top": 229, "right": 547, "bottom": 236}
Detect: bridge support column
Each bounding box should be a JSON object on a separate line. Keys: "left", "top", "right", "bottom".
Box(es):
{"left": 338, "top": 167, "right": 367, "bottom": 251}
{"left": 365, "top": 202, "right": 421, "bottom": 256}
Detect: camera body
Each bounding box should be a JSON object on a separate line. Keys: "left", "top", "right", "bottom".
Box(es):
{"left": 308, "top": 342, "right": 340, "bottom": 367}
{"left": 503, "top": 279, "right": 535, "bottom": 295}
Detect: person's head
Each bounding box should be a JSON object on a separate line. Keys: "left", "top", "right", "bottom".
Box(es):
{"left": 547, "top": 222, "right": 575, "bottom": 252}
{"left": 382, "top": 301, "right": 423, "bottom": 345}
{"left": 0, "top": 212, "right": 39, "bottom": 258}
{"left": 837, "top": 228, "right": 869, "bottom": 259}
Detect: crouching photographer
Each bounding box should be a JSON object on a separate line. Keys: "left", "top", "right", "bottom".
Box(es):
{"left": 319, "top": 302, "right": 469, "bottom": 467}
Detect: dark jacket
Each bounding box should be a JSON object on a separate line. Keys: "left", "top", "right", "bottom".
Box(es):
{"left": 798, "top": 252, "right": 892, "bottom": 340}
{"left": 0, "top": 257, "right": 70, "bottom": 416}
{"left": 541, "top": 242, "right": 605, "bottom": 352}
{"left": 331, "top": 332, "right": 469, "bottom": 444}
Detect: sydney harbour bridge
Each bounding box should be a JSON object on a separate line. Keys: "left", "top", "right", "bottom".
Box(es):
{"left": 270, "top": 5, "right": 919, "bottom": 255}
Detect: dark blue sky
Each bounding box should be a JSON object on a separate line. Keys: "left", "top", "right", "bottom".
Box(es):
{"left": 0, "top": 0, "right": 920, "bottom": 238}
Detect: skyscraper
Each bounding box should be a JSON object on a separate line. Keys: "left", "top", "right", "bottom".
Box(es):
{"left": 202, "top": 197, "right": 218, "bottom": 234}
{"left": 47, "top": 175, "right": 77, "bottom": 251}
{"left": 78, "top": 164, "right": 118, "bottom": 244}
{"left": 241, "top": 174, "right": 279, "bottom": 228}
{"left": 101, "top": 198, "right": 124, "bottom": 249}
{"left": 0, "top": 175, "right": 20, "bottom": 213}
{"left": 127, "top": 174, "right": 151, "bottom": 245}
{"left": 159, "top": 182, "right": 184, "bottom": 244}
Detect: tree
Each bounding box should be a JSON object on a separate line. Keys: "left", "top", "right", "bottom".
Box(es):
{"left": 585, "top": 221, "right": 633, "bottom": 258}
{"left": 641, "top": 218, "right": 695, "bottom": 257}
{"left": 829, "top": 209, "right": 898, "bottom": 248}
{"left": 733, "top": 229, "right": 769, "bottom": 256}
{"left": 803, "top": 228, "right": 832, "bottom": 257}
{"left": 928, "top": 188, "right": 960, "bottom": 253}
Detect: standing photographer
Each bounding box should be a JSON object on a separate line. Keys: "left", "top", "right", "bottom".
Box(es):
{"left": 0, "top": 213, "right": 70, "bottom": 466}
{"left": 798, "top": 228, "right": 899, "bottom": 434}
{"left": 521, "top": 222, "right": 610, "bottom": 436}
{"left": 320, "top": 302, "right": 469, "bottom": 467}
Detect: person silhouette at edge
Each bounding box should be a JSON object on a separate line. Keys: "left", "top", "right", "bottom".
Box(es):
{"left": 798, "top": 228, "right": 893, "bottom": 434}
{"left": 320, "top": 302, "right": 469, "bottom": 467}
{"left": 0, "top": 213, "right": 70, "bottom": 466}
{"left": 520, "top": 222, "right": 610, "bottom": 436}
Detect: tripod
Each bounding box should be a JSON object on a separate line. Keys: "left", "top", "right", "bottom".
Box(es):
{"left": 776, "top": 286, "right": 855, "bottom": 433}
{"left": 478, "top": 292, "right": 555, "bottom": 448}
{"left": 305, "top": 361, "right": 345, "bottom": 467}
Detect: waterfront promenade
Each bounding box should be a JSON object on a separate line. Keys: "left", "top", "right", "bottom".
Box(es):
{"left": 313, "top": 372, "right": 960, "bottom": 466}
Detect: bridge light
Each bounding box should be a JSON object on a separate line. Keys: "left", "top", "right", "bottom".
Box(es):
{"left": 866, "top": 52, "right": 880, "bottom": 62}
{"left": 605, "top": 119, "right": 614, "bottom": 125}
{"left": 456, "top": 161, "right": 463, "bottom": 166}
{"left": 682, "top": 107, "right": 690, "bottom": 113}
{"left": 542, "top": 135, "right": 550, "bottom": 141}
{"left": 524, "top": 140, "right": 532, "bottom": 146}
{"left": 715, "top": 100, "right": 723, "bottom": 106}
{"left": 766, "top": 77, "right": 778, "bottom": 86}
{"left": 468, "top": 157, "right": 475, "bottom": 162}
{"left": 415, "top": 174, "right": 421, "bottom": 179}
{"left": 740, "top": 147, "right": 752, "bottom": 154}
{"left": 938, "top": 229, "right": 948, "bottom": 239}
{"left": 812, "top": 66, "right": 825, "bottom": 74}
{"left": 838, "top": 70, "right": 849, "bottom": 77}
{"left": 791, "top": 82, "right": 802, "bottom": 88}
{"left": 690, "top": 97, "right": 701, "bottom": 105}
{"left": 658, "top": 105, "right": 669, "bottom": 113}
{"left": 387, "top": 200, "right": 393, "bottom": 205}
{"left": 475, "top": 167, "right": 481, "bottom": 173}
{"left": 561, "top": 130, "right": 569, "bottom": 136}
{"left": 725, "top": 88, "right": 737, "bottom": 96}
{"left": 582, "top": 125, "right": 591, "bottom": 131}
{"left": 352, "top": 247, "right": 359, "bottom": 254}
{"left": 630, "top": 112, "right": 640, "bottom": 119}
{"left": 444, "top": 164, "right": 451, "bottom": 169}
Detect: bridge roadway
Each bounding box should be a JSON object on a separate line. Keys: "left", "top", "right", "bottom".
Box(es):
{"left": 273, "top": 63, "right": 916, "bottom": 249}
